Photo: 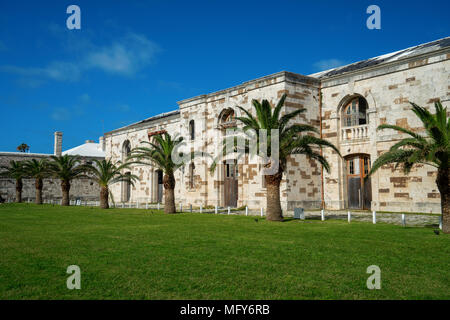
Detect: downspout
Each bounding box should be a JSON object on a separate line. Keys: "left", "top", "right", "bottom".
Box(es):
{"left": 319, "top": 83, "right": 325, "bottom": 210}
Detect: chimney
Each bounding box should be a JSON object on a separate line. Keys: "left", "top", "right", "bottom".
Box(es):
{"left": 99, "top": 136, "right": 105, "bottom": 151}
{"left": 85, "top": 140, "right": 95, "bottom": 144}
{"left": 54, "top": 131, "right": 62, "bottom": 156}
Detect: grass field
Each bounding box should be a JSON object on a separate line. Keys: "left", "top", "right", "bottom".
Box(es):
{"left": 0, "top": 203, "right": 448, "bottom": 299}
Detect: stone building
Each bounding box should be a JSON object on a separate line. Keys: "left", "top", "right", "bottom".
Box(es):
{"left": 105, "top": 37, "right": 449, "bottom": 213}
{"left": 0, "top": 132, "right": 105, "bottom": 202}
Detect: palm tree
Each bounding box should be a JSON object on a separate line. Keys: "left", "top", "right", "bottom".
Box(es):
{"left": 129, "top": 133, "right": 184, "bottom": 213}
{"left": 23, "top": 158, "right": 49, "bottom": 204}
{"left": 83, "top": 159, "right": 138, "bottom": 209}
{"left": 48, "top": 155, "right": 86, "bottom": 206}
{"left": 212, "top": 93, "right": 340, "bottom": 221}
{"left": 0, "top": 160, "right": 26, "bottom": 202}
{"left": 369, "top": 101, "right": 449, "bottom": 233}
{"left": 16, "top": 143, "right": 30, "bottom": 153}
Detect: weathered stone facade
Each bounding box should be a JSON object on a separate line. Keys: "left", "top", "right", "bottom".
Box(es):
{"left": 104, "top": 37, "right": 449, "bottom": 213}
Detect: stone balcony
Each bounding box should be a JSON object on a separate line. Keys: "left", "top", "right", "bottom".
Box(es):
{"left": 341, "top": 124, "right": 369, "bottom": 142}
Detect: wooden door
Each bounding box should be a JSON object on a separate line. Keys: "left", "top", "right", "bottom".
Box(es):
{"left": 346, "top": 155, "right": 372, "bottom": 210}
{"left": 224, "top": 161, "right": 238, "bottom": 207}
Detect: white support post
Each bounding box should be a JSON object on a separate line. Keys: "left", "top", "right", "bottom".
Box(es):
{"left": 372, "top": 210, "right": 376, "bottom": 224}
{"left": 260, "top": 207, "right": 263, "bottom": 217}
{"left": 321, "top": 209, "right": 325, "bottom": 221}
{"left": 157, "top": 202, "right": 160, "bottom": 210}
{"left": 401, "top": 214, "right": 406, "bottom": 227}
{"left": 228, "top": 206, "right": 230, "bottom": 215}
{"left": 200, "top": 204, "right": 203, "bottom": 214}
{"left": 245, "top": 206, "right": 248, "bottom": 216}
{"left": 122, "top": 203, "right": 124, "bottom": 208}
{"left": 145, "top": 202, "right": 148, "bottom": 210}
{"left": 348, "top": 211, "right": 351, "bottom": 223}
{"left": 180, "top": 203, "right": 183, "bottom": 212}
{"left": 439, "top": 215, "right": 443, "bottom": 230}
{"left": 215, "top": 205, "right": 218, "bottom": 214}
{"left": 136, "top": 201, "right": 139, "bottom": 209}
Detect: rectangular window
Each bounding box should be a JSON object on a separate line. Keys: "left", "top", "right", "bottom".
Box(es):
{"left": 349, "top": 160, "right": 354, "bottom": 174}
{"left": 364, "top": 157, "right": 369, "bottom": 175}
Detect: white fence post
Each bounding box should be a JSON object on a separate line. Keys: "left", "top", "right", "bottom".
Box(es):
{"left": 245, "top": 206, "right": 248, "bottom": 216}
{"left": 121, "top": 203, "right": 124, "bottom": 208}
{"left": 439, "top": 215, "right": 443, "bottom": 230}
{"left": 372, "top": 210, "right": 376, "bottom": 224}
{"left": 321, "top": 209, "right": 325, "bottom": 221}
{"left": 136, "top": 201, "right": 139, "bottom": 209}
{"left": 157, "top": 202, "right": 160, "bottom": 210}
{"left": 260, "top": 207, "right": 263, "bottom": 217}
{"left": 215, "top": 205, "right": 218, "bottom": 214}
{"left": 145, "top": 202, "right": 148, "bottom": 210}
{"left": 200, "top": 204, "right": 203, "bottom": 214}
{"left": 348, "top": 211, "right": 351, "bottom": 223}
{"left": 401, "top": 214, "right": 406, "bottom": 227}
{"left": 180, "top": 203, "right": 182, "bottom": 212}
{"left": 227, "top": 206, "right": 230, "bottom": 215}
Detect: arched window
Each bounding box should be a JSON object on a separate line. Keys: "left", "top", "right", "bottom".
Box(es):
{"left": 189, "top": 120, "right": 195, "bottom": 140}
{"left": 219, "top": 108, "right": 236, "bottom": 128}
{"left": 342, "top": 97, "right": 368, "bottom": 127}
{"left": 189, "top": 162, "right": 195, "bottom": 189}
{"left": 122, "top": 140, "right": 131, "bottom": 161}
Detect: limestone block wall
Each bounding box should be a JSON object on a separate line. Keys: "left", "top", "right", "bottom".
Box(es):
{"left": 105, "top": 113, "right": 180, "bottom": 204}
{"left": 282, "top": 77, "right": 322, "bottom": 209}
{"left": 0, "top": 153, "right": 100, "bottom": 201}
{"left": 320, "top": 50, "right": 449, "bottom": 213}
{"left": 177, "top": 71, "right": 322, "bottom": 210}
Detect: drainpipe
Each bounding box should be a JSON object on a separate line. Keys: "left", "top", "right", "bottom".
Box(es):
{"left": 319, "top": 84, "right": 325, "bottom": 210}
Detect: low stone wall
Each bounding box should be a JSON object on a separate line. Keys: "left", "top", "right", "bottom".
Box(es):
{"left": 0, "top": 153, "right": 100, "bottom": 202}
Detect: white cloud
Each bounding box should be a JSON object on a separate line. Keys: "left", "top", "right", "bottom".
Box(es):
{"left": 313, "top": 59, "right": 347, "bottom": 72}
{"left": 79, "top": 93, "right": 91, "bottom": 103}
{"left": 116, "top": 104, "right": 131, "bottom": 112}
{"left": 85, "top": 33, "right": 160, "bottom": 75}
{"left": 51, "top": 107, "right": 71, "bottom": 121}
{"left": 1, "top": 61, "right": 80, "bottom": 82}
{"left": 0, "top": 33, "right": 160, "bottom": 83}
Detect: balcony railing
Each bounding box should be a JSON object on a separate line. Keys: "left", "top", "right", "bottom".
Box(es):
{"left": 341, "top": 124, "right": 369, "bottom": 142}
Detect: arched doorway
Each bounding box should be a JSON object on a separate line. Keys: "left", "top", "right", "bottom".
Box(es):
{"left": 345, "top": 154, "right": 372, "bottom": 209}
{"left": 218, "top": 108, "right": 238, "bottom": 207}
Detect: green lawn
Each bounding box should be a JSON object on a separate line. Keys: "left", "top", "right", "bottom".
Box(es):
{"left": 0, "top": 203, "right": 448, "bottom": 299}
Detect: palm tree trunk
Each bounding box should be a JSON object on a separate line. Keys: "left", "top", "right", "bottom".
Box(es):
{"left": 100, "top": 186, "right": 109, "bottom": 209}
{"left": 265, "top": 171, "right": 283, "bottom": 221}
{"left": 163, "top": 173, "right": 176, "bottom": 213}
{"left": 15, "top": 178, "right": 23, "bottom": 203}
{"left": 61, "top": 180, "right": 70, "bottom": 206}
{"left": 437, "top": 168, "right": 449, "bottom": 234}
{"left": 35, "top": 178, "right": 43, "bottom": 204}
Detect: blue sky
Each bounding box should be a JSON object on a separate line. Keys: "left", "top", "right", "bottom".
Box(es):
{"left": 0, "top": 0, "right": 448, "bottom": 153}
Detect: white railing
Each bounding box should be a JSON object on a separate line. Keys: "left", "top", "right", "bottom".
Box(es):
{"left": 341, "top": 124, "right": 369, "bottom": 142}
